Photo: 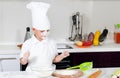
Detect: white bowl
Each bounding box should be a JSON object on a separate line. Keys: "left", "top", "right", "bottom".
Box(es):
{"left": 30, "top": 66, "right": 55, "bottom": 77}
{"left": 53, "top": 69, "right": 83, "bottom": 78}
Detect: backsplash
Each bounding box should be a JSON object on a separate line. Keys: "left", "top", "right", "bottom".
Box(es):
{"left": 0, "top": 0, "right": 119, "bottom": 43}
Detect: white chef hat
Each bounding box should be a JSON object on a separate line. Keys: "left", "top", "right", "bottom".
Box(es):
{"left": 26, "top": 2, "right": 50, "bottom": 30}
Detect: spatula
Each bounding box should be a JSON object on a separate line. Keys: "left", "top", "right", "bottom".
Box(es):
{"left": 66, "top": 62, "right": 93, "bottom": 72}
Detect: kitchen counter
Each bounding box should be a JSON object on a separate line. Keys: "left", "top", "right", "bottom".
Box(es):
{"left": 0, "top": 67, "right": 119, "bottom": 78}
{"left": 81, "top": 67, "right": 120, "bottom": 78}
{"left": 57, "top": 42, "right": 120, "bottom": 53}
{"left": 0, "top": 45, "right": 20, "bottom": 55}
{"left": 0, "top": 42, "right": 119, "bottom": 54}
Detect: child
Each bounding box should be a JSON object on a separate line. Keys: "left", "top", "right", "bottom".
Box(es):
{"left": 19, "top": 2, "right": 69, "bottom": 77}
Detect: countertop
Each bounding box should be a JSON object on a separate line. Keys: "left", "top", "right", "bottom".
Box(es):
{"left": 81, "top": 67, "right": 120, "bottom": 78}
{"left": 0, "top": 67, "right": 119, "bottom": 78}
{"left": 0, "top": 45, "right": 20, "bottom": 55}
{"left": 57, "top": 42, "right": 120, "bottom": 53}
{"left": 0, "top": 41, "right": 119, "bottom": 55}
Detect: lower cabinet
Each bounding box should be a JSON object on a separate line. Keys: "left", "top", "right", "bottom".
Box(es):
{"left": 0, "top": 54, "right": 20, "bottom": 71}
{"left": 71, "top": 51, "right": 120, "bottom": 68}
{"left": 21, "top": 51, "right": 120, "bottom": 70}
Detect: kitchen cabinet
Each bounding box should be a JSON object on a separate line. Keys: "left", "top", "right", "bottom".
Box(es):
{"left": 21, "top": 52, "right": 120, "bottom": 70}
{"left": 21, "top": 43, "right": 120, "bottom": 70}
{"left": 71, "top": 51, "right": 120, "bottom": 68}
{"left": 56, "top": 43, "right": 120, "bottom": 68}
{"left": 0, "top": 54, "right": 20, "bottom": 71}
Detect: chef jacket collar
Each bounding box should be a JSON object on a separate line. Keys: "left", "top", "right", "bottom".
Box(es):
{"left": 31, "top": 35, "right": 48, "bottom": 44}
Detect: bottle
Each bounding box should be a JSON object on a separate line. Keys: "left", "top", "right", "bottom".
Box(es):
{"left": 24, "top": 27, "right": 31, "bottom": 41}
{"left": 114, "top": 24, "right": 120, "bottom": 43}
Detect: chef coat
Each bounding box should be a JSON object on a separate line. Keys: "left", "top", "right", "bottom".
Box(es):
{"left": 20, "top": 35, "right": 58, "bottom": 75}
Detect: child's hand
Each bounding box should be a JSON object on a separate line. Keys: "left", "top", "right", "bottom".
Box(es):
{"left": 61, "top": 51, "right": 70, "bottom": 58}
{"left": 20, "top": 52, "right": 30, "bottom": 65}
{"left": 23, "top": 52, "right": 30, "bottom": 59}
{"left": 53, "top": 51, "right": 70, "bottom": 63}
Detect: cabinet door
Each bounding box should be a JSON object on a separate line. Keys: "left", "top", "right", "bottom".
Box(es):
{"left": 71, "top": 52, "right": 120, "bottom": 68}
{"left": 1, "top": 58, "right": 20, "bottom": 71}
{"left": 72, "top": 53, "right": 95, "bottom": 66}
{"left": 0, "top": 54, "right": 20, "bottom": 71}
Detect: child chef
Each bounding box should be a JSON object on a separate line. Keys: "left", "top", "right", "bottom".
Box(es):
{"left": 19, "top": 2, "right": 70, "bottom": 77}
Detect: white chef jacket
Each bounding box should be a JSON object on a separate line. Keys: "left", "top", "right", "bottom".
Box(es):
{"left": 20, "top": 35, "right": 58, "bottom": 72}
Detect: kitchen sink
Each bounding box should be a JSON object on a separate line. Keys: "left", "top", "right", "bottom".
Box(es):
{"left": 57, "top": 44, "right": 73, "bottom": 49}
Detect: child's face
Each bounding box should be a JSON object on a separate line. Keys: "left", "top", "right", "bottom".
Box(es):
{"left": 32, "top": 28, "right": 50, "bottom": 41}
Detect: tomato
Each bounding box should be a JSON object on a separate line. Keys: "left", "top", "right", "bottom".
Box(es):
{"left": 82, "top": 41, "right": 92, "bottom": 46}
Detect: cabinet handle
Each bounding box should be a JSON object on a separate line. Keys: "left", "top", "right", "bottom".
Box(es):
{"left": 0, "top": 58, "right": 16, "bottom": 60}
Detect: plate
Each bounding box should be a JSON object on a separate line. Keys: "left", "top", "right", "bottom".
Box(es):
{"left": 75, "top": 44, "right": 90, "bottom": 48}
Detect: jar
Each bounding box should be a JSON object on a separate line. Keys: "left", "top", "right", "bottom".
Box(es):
{"left": 114, "top": 24, "right": 120, "bottom": 43}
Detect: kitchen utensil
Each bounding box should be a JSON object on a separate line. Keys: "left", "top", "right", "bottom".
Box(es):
{"left": 88, "top": 69, "right": 102, "bottom": 78}
{"left": 69, "top": 12, "right": 83, "bottom": 41}
{"left": 30, "top": 66, "right": 55, "bottom": 78}
{"left": 66, "top": 62, "right": 93, "bottom": 72}
{"left": 52, "top": 69, "right": 83, "bottom": 78}
{"left": 24, "top": 27, "right": 31, "bottom": 41}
